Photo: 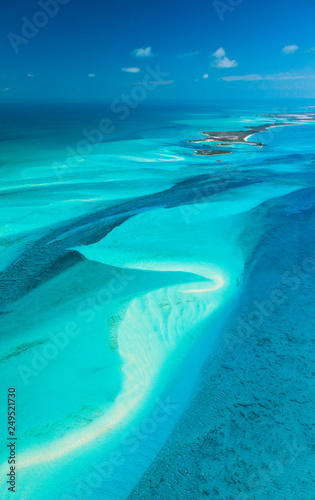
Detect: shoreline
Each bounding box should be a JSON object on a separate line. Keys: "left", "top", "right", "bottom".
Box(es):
{"left": 194, "top": 149, "right": 232, "bottom": 156}
{"left": 190, "top": 118, "right": 313, "bottom": 157}
{"left": 129, "top": 186, "right": 315, "bottom": 499}
{"left": 128, "top": 112, "right": 315, "bottom": 499}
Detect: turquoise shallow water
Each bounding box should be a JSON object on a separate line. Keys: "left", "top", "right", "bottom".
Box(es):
{"left": 0, "top": 101, "right": 314, "bottom": 499}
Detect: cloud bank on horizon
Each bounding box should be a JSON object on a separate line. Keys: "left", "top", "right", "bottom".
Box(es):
{"left": 220, "top": 73, "right": 315, "bottom": 82}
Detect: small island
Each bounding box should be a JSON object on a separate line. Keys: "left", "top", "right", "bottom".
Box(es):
{"left": 190, "top": 123, "right": 292, "bottom": 150}
{"left": 194, "top": 149, "right": 232, "bottom": 156}
{"left": 189, "top": 120, "right": 311, "bottom": 157}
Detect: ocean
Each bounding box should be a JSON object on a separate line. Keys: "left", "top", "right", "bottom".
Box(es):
{"left": 0, "top": 100, "right": 314, "bottom": 499}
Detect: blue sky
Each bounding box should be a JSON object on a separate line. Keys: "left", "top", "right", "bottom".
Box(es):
{"left": 1, "top": 0, "right": 315, "bottom": 101}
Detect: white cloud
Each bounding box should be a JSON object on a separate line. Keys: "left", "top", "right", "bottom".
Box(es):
{"left": 203, "top": 74, "right": 209, "bottom": 78}
{"left": 213, "top": 47, "right": 226, "bottom": 59}
{"left": 212, "top": 47, "right": 237, "bottom": 68}
{"left": 221, "top": 74, "right": 262, "bottom": 81}
{"left": 153, "top": 80, "right": 173, "bottom": 85}
{"left": 282, "top": 45, "right": 299, "bottom": 54}
{"left": 215, "top": 56, "right": 238, "bottom": 68}
{"left": 121, "top": 67, "right": 141, "bottom": 73}
{"left": 305, "top": 47, "right": 315, "bottom": 53}
{"left": 220, "top": 73, "right": 315, "bottom": 81}
{"left": 178, "top": 51, "right": 200, "bottom": 58}
{"left": 131, "top": 47, "right": 155, "bottom": 58}
{"left": 27, "top": 74, "right": 35, "bottom": 77}
{"left": 88, "top": 73, "right": 96, "bottom": 77}
{"left": 135, "top": 80, "right": 173, "bottom": 85}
